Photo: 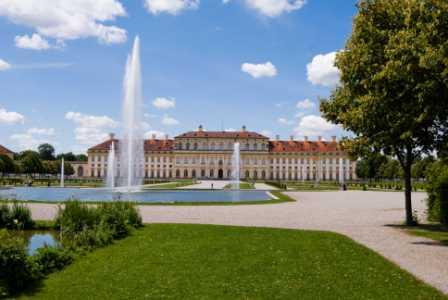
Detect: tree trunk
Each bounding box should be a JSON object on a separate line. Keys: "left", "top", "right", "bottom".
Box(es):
{"left": 403, "top": 161, "right": 414, "bottom": 226}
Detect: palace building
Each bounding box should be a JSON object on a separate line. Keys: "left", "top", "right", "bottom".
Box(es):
{"left": 85, "top": 126, "right": 357, "bottom": 181}
{"left": 0, "top": 145, "right": 14, "bottom": 159}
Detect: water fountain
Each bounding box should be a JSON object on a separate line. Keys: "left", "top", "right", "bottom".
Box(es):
{"left": 106, "top": 141, "right": 116, "bottom": 188}
{"left": 231, "top": 142, "right": 240, "bottom": 190}
{"left": 60, "top": 158, "right": 64, "bottom": 188}
{"left": 118, "top": 36, "right": 145, "bottom": 190}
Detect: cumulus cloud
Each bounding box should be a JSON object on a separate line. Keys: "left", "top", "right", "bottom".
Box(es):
{"left": 0, "top": 0, "right": 127, "bottom": 46}
{"left": 145, "top": 0, "right": 199, "bottom": 15}
{"left": 307, "top": 51, "right": 340, "bottom": 87}
{"left": 144, "top": 130, "right": 166, "bottom": 139}
{"left": 0, "top": 59, "right": 11, "bottom": 71}
{"left": 241, "top": 61, "right": 277, "bottom": 78}
{"left": 277, "top": 117, "right": 294, "bottom": 125}
{"left": 15, "top": 33, "right": 51, "bottom": 50}
{"left": 65, "top": 111, "right": 117, "bottom": 145}
{"left": 0, "top": 107, "right": 24, "bottom": 124}
{"left": 161, "top": 115, "right": 179, "bottom": 126}
{"left": 296, "top": 98, "right": 314, "bottom": 109}
{"left": 294, "top": 114, "right": 337, "bottom": 137}
{"left": 245, "top": 0, "right": 305, "bottom": 17}
{"left": 153, "top": 97, "right": 176, "bottom": 110}
{"left": 27, "top": 127, "right": 55, "bottom": 136}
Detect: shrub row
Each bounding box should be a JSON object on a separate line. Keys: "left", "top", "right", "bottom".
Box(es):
{"left": 0, "top": 202, "right": 34, "bottom": 230}
{"left": 426, "top": 163, "right": 448, "bottom": 225}
{"left": 0, "top": 200, "right": 142, "bottom": 296}
{"left": 55, "top": 200, "right": 143, "bottom": 251}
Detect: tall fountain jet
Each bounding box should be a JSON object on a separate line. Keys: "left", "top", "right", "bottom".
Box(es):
{"left": 60, "top": 158, "right": 64, "bottom": 188}
{"left": 119, "top": 36, "right": 145, "bottom": 189}
{"left": 106, "top": 141, "right": 116, "bottom": 188}
{"left": 231, "top": 142, "right": 241, "bottom": 190}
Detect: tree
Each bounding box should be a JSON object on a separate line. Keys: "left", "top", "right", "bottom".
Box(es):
{"left": 355, "top": 152, "right": 388, "bottom": 180}
{"left": 75, "top": 154, "right": 88, "bottom": 162}
{"left": 56, "top": 152, "right": 77, "bottom": 161}
{"left": 38, "top": 143, "right": 55, "bottom": 161}
{"left": 320, "top": 0, "right": 448, "bottom": 225}
{"left": 0, "top": 154, "right": 16, "bottom": 175}
{"left": 411, "top": 156, "right": 435, "bottom": 179}
{"left": 20, "top": 152, "right": 44, "bottom": 178}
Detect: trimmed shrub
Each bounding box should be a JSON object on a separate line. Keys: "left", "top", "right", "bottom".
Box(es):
{"left": 33, "top": 247, "right": 74, "bottom": 275}
{"left": 0, "top": 230, "right": 40, "bottom": 295}
{"left": 98, "top": 201, "right": 142, "bottom": 239}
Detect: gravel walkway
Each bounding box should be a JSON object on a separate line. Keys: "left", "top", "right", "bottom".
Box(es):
{"left": 178, "top": 180, "right": 230, "bottom": 189}
{"left": 27, "top": 191, "right": 448, "bottom": 294}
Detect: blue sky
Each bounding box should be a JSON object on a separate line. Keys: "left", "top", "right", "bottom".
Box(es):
{"left": 0, "top": 0, "right": 357, "bottom": 154}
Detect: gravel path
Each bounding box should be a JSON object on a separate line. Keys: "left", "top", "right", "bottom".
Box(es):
{"left": 27, "top": 191, "right": 448, "bottom": 294}
{"left": 178, "top": 180, "right": 230, "bottom": 189}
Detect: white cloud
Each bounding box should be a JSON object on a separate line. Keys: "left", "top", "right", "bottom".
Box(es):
{"left": 65, "top": 112, "right": 117, "bottom": 128}
{"left": 260, "top": 129, "right": 272, "bottom": 138}
{"left": 144, "top": 130, "right": 166, "bottom": 139}
{"left": 27, "top": 127, "right": 55, "bottom": 136}
{"left": 294, "top": 114, "right": 337, "bottom": 137}
{"left": 295, "top": 111, "right": 305, "bottom": 119}
{"left": 65, "top": 111, "right": 117, "bottom": 145}
{"left": 245, "top": 0, "right": 305, "bottom": 17}
{"left": 307, "top": 51, "right": 340, "bottom": 87}
{"left": 0, "top": 107, "right": 24, "bottom": 124}
{"left": 0, "top": 0, "right": 127, "bottom": 46}
{"left": 0, "top": 59, "right": 11, "bottom": 71}
{"left": 161, "top": 115, "right": 179, "bottom": 126}
{"left": 10, "top": 131, "right": 56, "bottom": 151}
{"left": 153, "top": 97, "right": 176, "bottom": 110}
{"left": 225, "top": 128, "right": 236, "bottom": 132}
{"left": 241, "top": 61, "right": 277, "bottom": 78}
{"left": 277, "top": 117, "right": 294, "bottom": 125}
{"left": 15, "top": 33, "right": 51, "bottom": 50}
{"left": 145, "top": 0, "right": 199, "bottom": 15}
{"left": 296, "top": 98, "right": 314, "bottom": 109}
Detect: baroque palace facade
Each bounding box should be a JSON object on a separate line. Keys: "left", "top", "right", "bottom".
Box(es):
{"left": 85, "top": 126, "right": 357, "bottom": 181}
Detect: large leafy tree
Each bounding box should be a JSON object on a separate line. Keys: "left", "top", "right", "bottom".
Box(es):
{"left": 38, "top": 143, "right": 55, "bottom": 161}
{"left": 20, "top": 152, "right": 44, "bottom": 178}
{"left": 0, "top": 154, "right": 16, "bottom": 175}
{"left": 321, "top": 0, "right": 448, "bottom": 225}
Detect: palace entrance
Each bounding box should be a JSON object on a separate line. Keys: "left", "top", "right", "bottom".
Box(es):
{"left": 218, "top": 169, "right": 224, "bottom": 179}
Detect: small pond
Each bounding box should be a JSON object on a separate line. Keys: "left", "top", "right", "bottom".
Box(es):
{"left": 0, "top": 187, "right": 272, "bottom": 203}
{"left": 17, "top": 230, "right": 60, "bottom": 255}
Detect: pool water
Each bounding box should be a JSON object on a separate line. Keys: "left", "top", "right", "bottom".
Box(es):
{"left": 0, "top": 187, "right": 272, "bottom": 203}
{"left": 18, "top": 230, "right": 60, "bottom": 255}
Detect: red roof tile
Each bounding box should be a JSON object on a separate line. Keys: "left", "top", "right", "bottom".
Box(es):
{"left": 175, "top": 131, "right": 268, "bottom": 139}
{"left": 88, "top": 139, "right": 174, "bottom": 152}
{"left": 0, "top": 145, "right": 13, "bottom": 155}
{"left": 269, "top": 141, "right": 340, "bottom": 153}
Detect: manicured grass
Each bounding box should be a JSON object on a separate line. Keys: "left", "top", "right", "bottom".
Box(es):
{"left": 403, "top": 224, "right": 448, "bottom": 246}
{"left": 223, "top": 182, "right": 254, "bottom": 189}
{"left": 21, "top": 224, "right": 445, "bottom": 299}
{"left": 143, "top": 180, "right": 195, "bottom": 189}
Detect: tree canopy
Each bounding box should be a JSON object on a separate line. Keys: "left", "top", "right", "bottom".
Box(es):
{"left": 38, "top": 143, "right": 56, "bottom": 161}
{"left": 320, "top": 0, "right": 448, "bottom": 225}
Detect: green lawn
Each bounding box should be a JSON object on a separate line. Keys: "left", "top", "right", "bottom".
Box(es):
{"left": 21, "top": 224, "right": 445, "bottom": 299}
{"left": 404, "top": 224, "right": 448, "bottom": 246}
{"left": 223, "top": 182, "right": 254, "bottom": 189}
{"left": 143, "top": 180, "right": 195, "bottom": 189}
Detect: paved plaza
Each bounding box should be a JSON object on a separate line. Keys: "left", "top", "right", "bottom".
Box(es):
{"left": 27, "top": 191, "right": 448, "bottom": 294}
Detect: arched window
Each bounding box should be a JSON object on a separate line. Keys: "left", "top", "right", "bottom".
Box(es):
{"left": 184, "top": 169, "right": 189, "bottom": 178}
{"left": 210, "top": 169, "right": 214, "bottom": 177}
{"left": 254, "top": 171, "right": 258, "bottom": 179}
{"left": 192, "top": 170, "right": 196, "bottom": 178}
{"left": 261, "top": 170, "right": 266, "bottom": 179}
{"left": 201, "top": 169, "right": 206, "bottom": 177}
{"left": 175, "top": 170, "right": 180, "bottom": 178}
{"left": 245, "top": 170, "right": 250, "bottom": 179}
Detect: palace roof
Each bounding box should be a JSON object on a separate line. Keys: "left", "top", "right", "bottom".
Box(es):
{"left": 0, "top": 145, "right": 13, "bottom": 155}
{"left": 269, "top": 140, "right": 340, "bottom": 153}
{"left": 175, "top": 131, "right": 268, "bottom": 139}
{"left": 88, "top": 139, "right": 174, "bottom": 152}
